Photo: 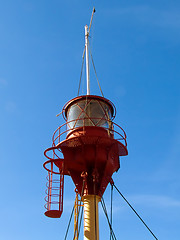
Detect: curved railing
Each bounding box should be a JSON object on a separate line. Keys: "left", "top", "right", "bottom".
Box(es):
{"left": 51, "top": 118, "right": 127, "bottom": 148}
{"left": 44, "top": 162, "right": 64, "bottom": 218}
{"left": 43, "top": 117, "right": 127, "bottom": 217}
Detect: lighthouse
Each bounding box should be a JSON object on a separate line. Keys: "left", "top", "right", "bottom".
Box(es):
{"left": 43, "top": 8, "right": 128, "bottom": 240}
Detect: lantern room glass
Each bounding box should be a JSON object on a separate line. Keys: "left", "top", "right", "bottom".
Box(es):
{"left": 66, "top": 99, "right": 113, "bottom": 130}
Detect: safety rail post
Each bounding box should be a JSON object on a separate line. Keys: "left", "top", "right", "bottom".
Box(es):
{"left": 59, "top": 127, "right": 60, "bottom": 144}
{"left": 47, "top": 172, "right": 51, "bottom": 210}
{"left": 49, "top": 161, "right": 53, "bottom": 210}
{"left": 59, "top": 171, "right": 64, "bottom": 213}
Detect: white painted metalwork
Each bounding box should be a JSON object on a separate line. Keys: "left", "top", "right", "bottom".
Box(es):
{"left": 85, "top": 25, "right": 90, "bottom": 95}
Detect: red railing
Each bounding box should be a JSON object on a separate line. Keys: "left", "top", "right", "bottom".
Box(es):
{"left": 44, "top": 159, "right": 64, "bottom": 218}
{"left": 43, "top": 117, "right": 127, "bottom": 217}
{"left": 51, "top": 118, "right": 127, "bottom": 148}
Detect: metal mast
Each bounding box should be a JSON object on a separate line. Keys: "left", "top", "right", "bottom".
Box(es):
{"left": 43, "top": 6, "right": 128, "bottom": 240}
{"left": 84, "top": 8, "right": 101, "bottom": 240}
{"left": 85, "top": 25, "right": 90, "bottom": 95}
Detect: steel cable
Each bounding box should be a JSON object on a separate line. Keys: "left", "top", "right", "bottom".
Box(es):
{"left": 76, "top": 202, "right": 84, "bottom": 239}
{"left": 64, "top": 181, "right": 85, "bottom": 240}
{"left": 89, "top": 45, "right": 104, "bottom": 97}
{"left": 100, "top": 196, "right": 117, "bottom": 240}
{"left": 112, "top": 182, "right": 159, "bottom": 240}
{"left": 73, "top": 181, "right": 85, "bottom": 240}
{"left": 64, "top": 205, "right": 74, "bottom": 240}
{"left": 110, "top": 184, "right": 113, "bottom": 240}
{"left": 77, "top": 47, "right": 85, "bottom": 96}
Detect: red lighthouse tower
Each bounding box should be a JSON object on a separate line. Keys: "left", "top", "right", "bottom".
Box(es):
{"left": 43, "top": 8, "right": 128, "bottom": 240}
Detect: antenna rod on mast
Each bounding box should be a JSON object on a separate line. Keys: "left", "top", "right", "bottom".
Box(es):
{"left": 85, "top": 7, "right": 96, "bottom": 95}
{"left": 89, "top": 7, "right": 96, "bottom": 35}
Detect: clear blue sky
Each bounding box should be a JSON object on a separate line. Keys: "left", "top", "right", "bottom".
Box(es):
{"left": 0, "top": 0, "right": 180, "bottom": 239}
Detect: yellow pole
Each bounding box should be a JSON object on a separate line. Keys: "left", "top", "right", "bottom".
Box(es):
{"left": 74, "top": 192, "right": 79, "bottom": 240}
{"left": 83, "top": 195, "right": 100, "bottom": 240}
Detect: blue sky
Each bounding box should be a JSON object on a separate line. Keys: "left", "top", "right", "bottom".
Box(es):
{"left": 0, "top": 0, "right": 180, "bottom": 239}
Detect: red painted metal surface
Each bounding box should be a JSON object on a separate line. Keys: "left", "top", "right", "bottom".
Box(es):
{"left": 43, "top": 154, "right": 64, "bottom": 218}
{"left": 62, "top": 95, "right": 116, "bottom": 120}
{"left": 44, "top": 95, "right": 128, "bottom": 217}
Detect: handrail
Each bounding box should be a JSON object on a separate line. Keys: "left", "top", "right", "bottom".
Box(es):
{"left": 51, "top": 118, "right": 127, "bottom": 147}
{"left": 44, "top": 146, "right": 63, "bottom": 161}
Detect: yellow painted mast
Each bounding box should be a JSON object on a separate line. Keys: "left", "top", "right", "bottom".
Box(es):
{"left": 83, "top": 195, "right": 100, "bottom": 240}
